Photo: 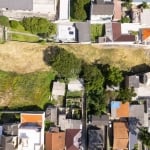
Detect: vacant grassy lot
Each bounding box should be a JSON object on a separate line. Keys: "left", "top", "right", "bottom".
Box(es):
{"left": 0, "top": 70, "right": 55, "bottom": 110}
{"left": 61, "top": 44, "right": 150, "bottom": 71}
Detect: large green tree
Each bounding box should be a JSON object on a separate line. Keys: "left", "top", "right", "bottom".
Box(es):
{"left": 72, "top": 0, "right": 87, "bottom": 20}
{"left": 82, "top": 64, "right": 106, "bottom": 115}
{"left": 48, "top": 47, "right": 82, "bottom": 79}
{"left": 22, "top": 17, "right": 55, "bottom": 35}
{"left": 106, "top": 66, "right": 123, "bottom": 86}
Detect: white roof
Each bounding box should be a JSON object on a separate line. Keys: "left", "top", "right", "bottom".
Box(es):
{"left": 59, "top": 0, "right": 69, "bottom": 20}
{"left": 121, "top": 23, "right": 141, "bottom": 34}
{"left": 57, "top": 24, "right": 76, "bottom": 42}
{"left": 68, "top": 79, "right": 84, "bottom": 92}
{"left": 141, "top": 9, "right": 150, "bottom": 26}
{"left": 52, "top": 81, "right": 65, "bottom": 96}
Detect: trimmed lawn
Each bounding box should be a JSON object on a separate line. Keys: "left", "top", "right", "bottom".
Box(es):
{"left": 0, "top": 70, "right": 55, "bottom": 110}
{"left": 91, "top": 24, "right": 105, "bottom": 42}
{"left": 11, "top": 33, "right": 39, "bottom": 43}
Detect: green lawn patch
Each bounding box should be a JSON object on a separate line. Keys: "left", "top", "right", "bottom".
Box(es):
{"left": 11, "top": 33, "right": 39, "bottom": 42}
{"left": 66, "top": 91, "right": 82, "bottom": 98}
{"left": 0, "top": 70, "right": 55, "bottom": 110}
{"left": 91, "top": 24, "right": 105, "bottom": 42}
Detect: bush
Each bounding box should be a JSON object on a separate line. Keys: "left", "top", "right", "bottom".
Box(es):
{"left": 10, "top": 20, "right": 20, "bottom": 29}
{"left": 0, "top": 16, "right": 9, "bottom": 27}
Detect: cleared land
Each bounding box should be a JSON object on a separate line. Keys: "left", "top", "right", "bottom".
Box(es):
{"left": 0, "top": 42, "right": 150, "bottom": 110}
{"left": 0, "top": 70, "right": 55, "bottom": 109}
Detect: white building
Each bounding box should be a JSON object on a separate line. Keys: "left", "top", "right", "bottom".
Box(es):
{"left": 18, "top": 112, "right": 45, "bottom": 150}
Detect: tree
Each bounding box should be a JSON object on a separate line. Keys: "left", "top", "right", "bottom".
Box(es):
{"left": 0, "top": 16, "right": 9, "bottom": 27}
{"left": 121, "top": 16, "right": 131, "bottom": 23}
{"left": 142, "top": 1, "right": 149, "bottom": 8}
{"left": 106, "top": 66, "right": 123, "bottom": 86}
{"left": 22, "top": 17, "right": 55, "bottom": 35}
{"left": 138, "top": 127, "right": 150, "bottom": 147}
{"left": 48, "top": 47, "right": 82, "bottom": 79}
{"left": 72, "top": 0, "right": 87, "bottom": 20}
{"left": 117, "top": 88, "right": 136, "bottom": 103}
{"left": 82, "top": 64, "right": 105, "bottom": 115}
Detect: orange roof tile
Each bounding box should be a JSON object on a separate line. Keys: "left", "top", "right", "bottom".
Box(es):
{"left": 21, "top": 113, "right": 43, "bottom": 126}
{"left": 45, "top": 132, "right": 65, "bottom": 150}
{"left": 142, "top": 29, "right": 150, "bottom": 40}
{"left": 113, "top": 122, "right": 129, "bottom": 150}
{"left": 116, "top": 102, "right": 129, "bottom": 118}
{"left": 113, "top": 0, "right": 122, "bottom": 20}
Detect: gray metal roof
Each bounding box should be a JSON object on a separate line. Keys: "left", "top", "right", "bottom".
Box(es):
{"left": 91, "top": 115, "right": 109, "bottom": 126}
{"left": 0, "top": 0, "right": 33, "bottom": 10}
{"left": 125, "top": 75, "right": 139, "bottom": 88}
{"left": 75, "top": 22, "right": 90, "bottom": 43}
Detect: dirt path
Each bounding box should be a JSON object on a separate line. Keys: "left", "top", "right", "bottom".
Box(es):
{"left": 0, "top": 41, "right": 50, "bottom": 73}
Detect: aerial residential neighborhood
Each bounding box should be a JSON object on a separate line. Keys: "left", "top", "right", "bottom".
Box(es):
{"left": 0, "top": 0, "right": 150, "bottom": 150}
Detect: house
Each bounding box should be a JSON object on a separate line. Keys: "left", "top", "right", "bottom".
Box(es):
{"left": 129, "top": 104, "right": 146, "bottom": 150}
{"left": 140, "top": 9, "right": 150, "bottom": 26}
{"left": 0, "top": 123, "right": 18, "bottom": 150}
{"left": 105, "top": 22, "right": 135, "bottom": 42}
{"left": 91, "top": 0, "right": 114, "bottom": 24}
{"left": 59, "top": 0, "right": 70, "bottom": 20}
{"left": 51, "top": 81, "right": 65, "bottom": 101}
{"left": 65, "top": 129, "right": 82, "bottom": 150}
{"left": 45, "top": 106, "right": 58, "bottom": 125}
{"left": 58, "top": 114, "right": 82, "bottom": 130}
{"left": 68, "top": 79, "right": 84, "bottom": 92}
{"left": 113, "top": 0, "right": 122, "bottom": 21}
{"left": 113, "top": 122, "right": 129, "bottom": 150}
{"left": 126, "top": 73, "right": 150, "bottom": 98}
{"left": 88, "top": 126, "right": 104, "bottom": 150}
{"left": 111, "top": 101, "right": 129, "bottom": 119}
{"left": 56, "top": 23, "right": 76, "bottom": 43}
{"left": 140, "top": 28, "right": 150, "bottom": 44}
{"left": 75, "top": 22, "right": 91, "bottom": 43}
{"left": 18, "top": 112, "right": 45, "bottom": 150}
{"left": 45, "top": 130, "right": 65, "bottom": 150}
{"left": 0, "top": 0, "right": 57, "bottom": 20}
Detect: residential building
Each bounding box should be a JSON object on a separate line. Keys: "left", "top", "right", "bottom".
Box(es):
{"left": 0, "top": 123, "right": 18, "bottom": 150}
{"left": 91, "top": 0, "right": 114, "bottom": 24}
{"left": 65, "top": 129, "right": 82, "bottom": 150}
{"left": 18, "top": 112, "right": 45, "bottom": 150}
{"left": 113, "top": 122, "right": 129, "bottom": 150}
{"left": 140, "top": 9, "right": 150, "bottom": 26}
{"left": 113, "top": 0, "right": 122, "bottom": 21}
{"left": 51, "top": 81, "right": 65, "bottom": 101}
{"left": 68, "top": 79, "right": 84, "bottom": 92}
{"left": 56, "top": 23, "right": 76, "bottom": 43}
{"left": 129, "top": 104, "right": 146, "bottom": 150}
{"left": 0, "top": 0, "right": 57, "bottom": 20}
{"left": 75, "top": 22, "right": 91, "bottom": 43}
{"left": 59, "top": 0, "right": 70, "bottom": 20}
{"left": 140, "top": 28, "right": 150, "bottom": 44}
{"left": 111, "top": 101, "right": 129, "bottom": 119}
{"left": 132, "top": 0, "right": 150, "bottom": 6}
{"left": 88, "top": 126, "right": 104, "bottom": 150}
{"left": 45, "top": 106, "right": 58, "bottom": 125}
{"left": 45, "top": 130, "right": 65, "bottom": 150}
{"left": 105, "top": 22, "right": 135, "bottom": 42}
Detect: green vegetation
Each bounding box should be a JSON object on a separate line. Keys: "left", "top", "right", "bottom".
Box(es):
{"left": 22, "top": 17, "right": 56, "bottom": 36}
{"left": 91, "top": 24, "right": 105, "bottom": 42}
{"left": 45, "top": 120, "right": 54, "bottom": 131}
{"left": 0, "top": 16, "right": 9, "bottom": 27}
{"left": 67, "top": 91, "right": 82, "bottom": 98}
{"left": 11, "top": 33, "right": 39, "bottom": 42}
{"left": 48, "top": 47, "right": 82, "bottom": 79}
{"left": 142, "top": 1, "right": 149, "bottom": 8}
{"left": 138, "top": 127, "right": 150, "bottom": 147}
{"left": 121, "top": 16, "right": 131, "bottom": 23}
{"left": 71, "top": 0, "right": 90, "bottom": 21}
{"left": 0, "top": 70, "right": 55, "bottom": 110}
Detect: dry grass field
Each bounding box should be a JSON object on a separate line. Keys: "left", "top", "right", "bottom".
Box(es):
{"left": 0, "top": 41, "right": 149, "bottom": 73}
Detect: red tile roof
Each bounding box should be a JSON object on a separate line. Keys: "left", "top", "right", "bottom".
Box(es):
{"left": 113, "top": 122, "right": 129, "bottom": 150}
{"left": 113, "top": 0, "right": 122, "bottom": 20}
{"left": 65, "top": 129, "right": 81, "bottom": 150}
{"left": 141, "top": 28, "right": 150, "bottom": 41}
{"left": 45, "top": 132, "right": 65, "bottom": 150}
